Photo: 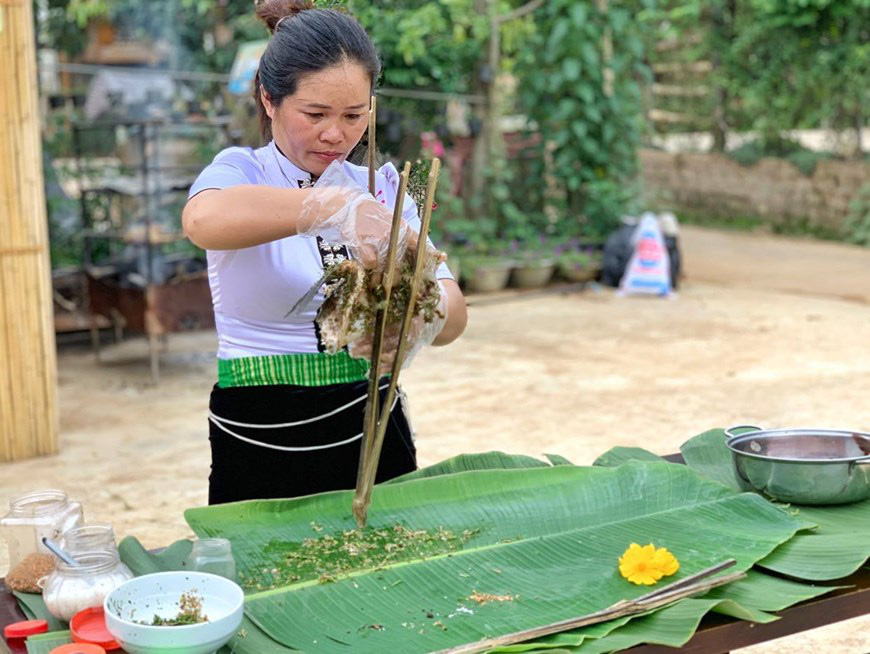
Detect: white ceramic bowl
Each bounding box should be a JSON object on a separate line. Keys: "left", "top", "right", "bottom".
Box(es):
{"left": 103, "top": 571, "right": 244, "bottom": 654}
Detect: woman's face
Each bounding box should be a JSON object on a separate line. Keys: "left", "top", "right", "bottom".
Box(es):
{"left": 262, "top": 60, "right": 371, "bottom": 176}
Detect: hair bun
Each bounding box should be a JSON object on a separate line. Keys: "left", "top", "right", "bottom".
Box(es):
{"left": 255, "top": 0, "right": 314, "bottom": 34}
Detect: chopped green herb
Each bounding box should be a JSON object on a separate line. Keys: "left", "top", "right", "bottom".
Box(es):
{"left": 245, "top": 524, "right": 480, "bottom": 591}
{"left": 140, "top": 591, "right": 208, "bottom": 626}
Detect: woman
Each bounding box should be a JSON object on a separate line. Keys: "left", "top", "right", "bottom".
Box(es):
{"left": 183, "top": 0, "right": 467, "bottom": 505}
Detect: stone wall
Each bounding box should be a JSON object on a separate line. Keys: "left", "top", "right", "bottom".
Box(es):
{"left": 639, "top": 149, "right": 869, "bottom": 233}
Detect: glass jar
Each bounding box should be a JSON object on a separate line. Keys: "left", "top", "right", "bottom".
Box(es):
{"left": 0, "top": 490, "right": 83, "bottom": 574}
{"left": 60, "top": 523, "right": 117, "bottom": 557}
{"left": 186, "top": 538, "right": 237, "bottom": 581}
{"left": 42, "top": 551, "right": 133, "bottom": 621}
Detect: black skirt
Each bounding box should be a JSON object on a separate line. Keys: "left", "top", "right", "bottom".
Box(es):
{"left": 207, "top": 380, "right": 417, "bottom": 504}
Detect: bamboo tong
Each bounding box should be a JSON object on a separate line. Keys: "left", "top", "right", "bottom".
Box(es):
{"left": 353, "top": 96, "right": 442, "bottom": 527}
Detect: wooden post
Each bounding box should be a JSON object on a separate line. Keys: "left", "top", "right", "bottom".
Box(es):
{"left": 0, "top": 0, "right": 60, "bottom": 461}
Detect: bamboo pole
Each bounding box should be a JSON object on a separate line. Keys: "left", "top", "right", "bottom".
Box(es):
{"left": 367, "top": 95, "right": 377, "bottom": 195}
{"left": 357, "top": 95, "right": 381, "bottom": 498}
{"left": 353, "top": 163, "right": 410, "bottom": 526}
{"left": 0, "top": 0, "right": 60, "bottom": 461}
{"left": 355, "top": 158, "right": 441, "bottom": 526}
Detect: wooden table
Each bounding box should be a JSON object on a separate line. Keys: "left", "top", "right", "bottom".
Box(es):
{"left": 2, "top": 568, "right": 866, "bottom": 654}
{"left": 3, "top": 454, "right": 868, "bottom": 653}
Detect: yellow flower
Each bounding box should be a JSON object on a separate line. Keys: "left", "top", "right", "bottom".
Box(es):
{"left": 618, "top": 543, "right": 680, "bottom": 586}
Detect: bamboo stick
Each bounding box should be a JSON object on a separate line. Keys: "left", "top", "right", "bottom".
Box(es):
{"left": 353, "top": 163, "right": 410, "bottom": 526}
{"left": 356, "top": 158, "right": 441, "bottom": 525}
{"left": 0, "top": 0, "right": 59, "bottom": 461}
{"left": 367, "top": 95, "right": 377, "bottom": 195}
{"left": 436, "top": 560, "right": 744, "bottom": 654}
{"left": 357, "top": 94, "right": 381, "bottom": 507}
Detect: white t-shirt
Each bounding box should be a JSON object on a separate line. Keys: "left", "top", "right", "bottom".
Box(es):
{"left": 188, "top": 141, "right": 452, "bottom": 359}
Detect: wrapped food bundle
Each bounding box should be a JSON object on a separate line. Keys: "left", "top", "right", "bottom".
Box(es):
{"left": 316, "top": 246, "right": 445, "bottom": 359}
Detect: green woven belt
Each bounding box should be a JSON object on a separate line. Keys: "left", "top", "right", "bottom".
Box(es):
{"left": 217, "top": 351, "right": 370, "bottom": 388}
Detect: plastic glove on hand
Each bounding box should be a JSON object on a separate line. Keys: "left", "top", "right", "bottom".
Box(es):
{"left": 297, "top": 161, "right": 417, "bottom": 269}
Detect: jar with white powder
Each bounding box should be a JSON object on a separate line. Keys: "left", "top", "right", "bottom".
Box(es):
{"left": 42, "top": 550, "right": 134, "bottom": 621}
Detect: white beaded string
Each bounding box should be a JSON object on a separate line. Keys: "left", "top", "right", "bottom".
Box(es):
{"left": 208, "top": 383, "right": 399, "bottom": 452}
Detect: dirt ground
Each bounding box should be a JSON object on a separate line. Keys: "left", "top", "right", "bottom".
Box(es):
{"left": 2, "top": 225, "right": 869, "bottom": 652}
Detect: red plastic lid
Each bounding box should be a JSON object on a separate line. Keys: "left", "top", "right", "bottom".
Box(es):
{"left": 69, "top": 607, "right": 119, "bottom": 651}
{"left": 50, "top": 645, "right": 107, "bottom": 654}
{"left": 4, "top": 619, "right": 48, "bottom": 639}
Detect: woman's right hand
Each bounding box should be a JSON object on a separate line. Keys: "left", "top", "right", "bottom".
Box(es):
{"left": 296, "top": 162, "right": 417, "bottom": 269}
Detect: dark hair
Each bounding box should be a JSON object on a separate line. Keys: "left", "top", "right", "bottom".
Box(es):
{"left": 254, "top": 0, "right": 380, "bottom": 142}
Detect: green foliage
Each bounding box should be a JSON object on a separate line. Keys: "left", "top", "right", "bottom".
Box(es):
{"left": 351, "top": 1, "right": 533, "bottom": 91}
{"left": 348, "top": 1, "right": 535, "bottom": 159}
{"left": 727, "top": 0, "right": 869, "bottom": 143}
{"left": 727, "top": 138, "right": 836, "bottom": 176}
{"left": 556, "top": 248, "right": 601, "bottom": 271}
{"left": 674, "top": 210, "right": 763, "bottom": 232}
{"left": 637, "top": 0, "right": 869, "bottom": 151}
{"left": 515, "top": 1, "right": 649, "bottom": 240}
{"left": 350, "top": 0, "right": 486, "bottom": 93}
{"left": 844, "top": 184, "right": 870, "bottom": 247}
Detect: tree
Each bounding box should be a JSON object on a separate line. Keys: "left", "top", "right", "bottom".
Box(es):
{"left": 515, "top": 0, "right": 650, "bottom": 239}
{"left": 636, "top": 0, "right": 869, "bottom": 156}
{"left": 728, "top": 0, "right": 869, "bottom": 155}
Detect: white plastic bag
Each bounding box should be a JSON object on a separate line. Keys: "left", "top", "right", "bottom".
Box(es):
{"left": 619, "top": 212, "right": 672, "bottom": 296}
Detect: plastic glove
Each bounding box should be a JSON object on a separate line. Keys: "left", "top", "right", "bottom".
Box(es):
{"left": 349, "top": 280, "right": 448, "bottom": 374}
{"left": 296, "top": 161, "right": 417, "bottom": 269}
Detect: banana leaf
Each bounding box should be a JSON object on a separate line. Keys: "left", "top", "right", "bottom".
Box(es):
{"left": 383, "top": 448, "right": 845, "bottom": 652}
{"left": 498, "top": 567, "right": 843, "bottom": 653}
{"left": 679, "top": 429, "right": 742, "bottom": 491}
{"left": 593, "top": 447, "right": 664, "bottom": 468}
{"left": 702, "top": 569, "right": 843, "bottom": 612}
{"left": 221, "top": 569, "right": 841, "bottom": 654}
{"left": 591, "top": 444, "right": 853, "bottom": 599}
{"left": 528, "top": 597, "right": 771, "bottom": 654}
{"left": 680, "top": 428, "right": 870, "bottom": 580}
{"left": 759, "top": 501, "right": 870, "bottom": 580}
{"left": 388, "top": 451, "right": 552, "bottom": 484}
{"left": 384, "top": 447, "right": 854, "bottom": 651}
{"left": 12, "top": 592, "right": 66, "bottom": 632}
{"left": 24, "top": 631, "right": 73, "bottom": 654}
{"left": 118, "top": 535, "right": 193, "bottom": 575}
{"left": 489, "top": 615, "right": 635, "bottom": 652}
{"left": 186, "top": 462, "right": 810, "bottom": 653}
{"left": 543, "top": 454, "right": 575, "bottom": 466}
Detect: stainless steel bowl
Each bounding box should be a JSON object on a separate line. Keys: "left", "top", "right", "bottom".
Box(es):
{"left": 724, "top": 425, "right": 870, "bottom": 505}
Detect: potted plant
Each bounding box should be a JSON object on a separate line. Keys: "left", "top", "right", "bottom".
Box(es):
{"left": 556, "top": 249, "right": 602, "bottom": 283}
{"left": 462, "top": 254, "right": 512, "bottom": 292}
{"left": 504, "top": 235, "right": 554, "bottom": 288}
{"left": 440, "top": 217, "right": 513, "bottom": 294}
{"left": 509, "top": 250, "right": 555, "bottom": 288}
